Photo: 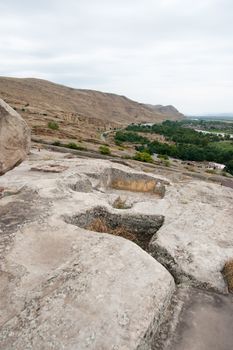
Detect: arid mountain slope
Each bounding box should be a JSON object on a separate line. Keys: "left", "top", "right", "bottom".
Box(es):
{"left": 0, "top": 77, "right": 184, "bottom": 142}
{"left": 146, "top": 104, "right": 183, "bottom": 117}
{"left": 0, "top": 77, "right": 184, "bottom": 123}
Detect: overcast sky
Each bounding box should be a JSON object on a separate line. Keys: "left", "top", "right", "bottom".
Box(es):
{"left": 0, "top": 0, "right": 233, "bottom": 114}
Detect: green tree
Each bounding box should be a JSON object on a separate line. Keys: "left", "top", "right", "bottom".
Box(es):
{"left": 225, "top": 160, "right": 233, "bottom": 175}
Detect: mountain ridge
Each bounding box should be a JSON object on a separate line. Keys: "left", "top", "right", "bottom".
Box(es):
{"left": 0, "top": 76, "right": 184, "bottom": 142}
{"left": 0, "top": 76, "right": 184, "bottom": 124}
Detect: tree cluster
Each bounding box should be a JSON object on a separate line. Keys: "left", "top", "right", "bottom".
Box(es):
{"left": 116, "top": 121, "right": 233, "bottom": 174}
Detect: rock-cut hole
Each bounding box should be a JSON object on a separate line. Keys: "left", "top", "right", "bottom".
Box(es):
{"left": 64, "top": 206, "right": 164, "bottom": 252}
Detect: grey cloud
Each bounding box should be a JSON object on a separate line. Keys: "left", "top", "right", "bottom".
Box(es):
{"left": 0, "top": 0, "right": 233, "bottom": 113}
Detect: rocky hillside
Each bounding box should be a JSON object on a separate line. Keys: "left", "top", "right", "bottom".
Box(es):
{"left": 0, "top": 77, "right": 184, "bottom": 141}
{"left": 146, "top": 104, "right": 183, "bottom": 118}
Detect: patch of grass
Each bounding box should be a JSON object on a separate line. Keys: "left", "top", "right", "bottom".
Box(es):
{"left": 115, "top": 139, "right": 123, "bottom": 146}
{"left": 160, "top": 159, "right": 171, "bottom": 167}
{"left": 222, "top": 260, "right": 233, "bottom": 293}
{"left": 121, "top": 155, "right": 132, "bottom": 159}
{"left": 87, "top": 218, "right": 138, "bottom": 243}
{"left": 158, "top": 154, "right": 169, "bottom": 160}
{"left": 65, "top": 142, "right": 86, "bottom": 151}
{"left": 205, "top": 169, "right": 216, "bottom": 174}
{"left": 52, "top": 140, "right": 62, "bottom": 146}
{"left": 143, "top": 168, "right": 153, "bottom": 173}
{"left": 48, "top": 121, "right": 59, "bottom": 130}
{"left": 87, "top": 217, "right": 108, "bottom": 232}
{"left": 112, "top": 196, "right": 130, "bottom": 209}
{"left": 99, "top": 145, "right": 111, "bottom": 155}
{"left": 184, "top": 165, "right": 196, "bottom": 172}
{"left": 42, "top": 155, "right": 54, "bottom": 161}
{"left": 221, "top": 171, "right": 230, "bottom": 177}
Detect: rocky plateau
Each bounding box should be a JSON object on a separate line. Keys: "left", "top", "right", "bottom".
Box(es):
{"left": 0, "top": 145, "right": 232, "bottom": 349}
{"left": 0, "top": 100, "right": 233, "bottom": 350}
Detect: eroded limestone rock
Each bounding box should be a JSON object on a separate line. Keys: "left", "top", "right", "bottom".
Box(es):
{"left": 0, "top": 99, "right": 30, "bottom": 175}
{"left": 1, "top": 150, "right": 233, "bottom": 349}
{"left": 149, "top": 181, "right": 233, "bottom": 293}
{"left": 0, "top": 224, "right": 175, "bottom": 350}
{"left": 0, "top": 154, "right": 175, "bottom": 350}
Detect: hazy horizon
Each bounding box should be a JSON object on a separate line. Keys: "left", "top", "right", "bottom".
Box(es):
{"left": 186, "top": 112, "right": 233, "bottom": 117}
{"left": 1, "top": 0, "right": 233, "bottom": 115}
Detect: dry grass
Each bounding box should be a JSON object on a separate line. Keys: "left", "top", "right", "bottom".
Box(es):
{"left": 87, "top": 218, "right": 109, "bottom": 233}
{"left": 205, "top": 169, "right": 216, "bottom": 174}
{"left": 222, "top": 260, "right": 233, "bottom": 293}
{"left": 143, "top": 168, "right": 153, "bottom": 173}
{"left": 42, "top": 155, "right": 55, "bottom": 161}
{"left": 112, "top": 196, "right": 129, "bottom": 209}
{"left": 87, "top": 218, "right": 138, "bottom": 244}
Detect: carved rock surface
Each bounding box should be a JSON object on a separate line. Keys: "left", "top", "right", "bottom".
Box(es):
{"left": 0, "top": 98, "right": 30, "bottom": 175}
{"left": 0, "top": 156, "right": 175, "bottom": 350}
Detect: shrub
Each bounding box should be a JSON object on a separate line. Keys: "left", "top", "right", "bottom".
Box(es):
{"left": 99, "top": 145, "right": 111, "bottom": 155}
{"left": 221, "top": 171, "right": 229, "bottom": 177}
{"left": 158, "top": 154, "right": 169, "bottom": 160}
{"left": 133, "top": 151, "right": 153, "bottom": 163}
{"left": 48, "top": 121, "right": 59, "bottom": 130}
{"left": 115, "top": 139, "right": 122, "bottom": 146}
{"left": 161, "top": 159, "right": 171, "bottom": 167}
{"left": 65, "top": 142, "right": 86, "bottom": 150}
{"left": 121, "top": 155, "right": 132, "bottom": 159}
{"left": 53, "top": 140, "right": 61, "bottom": 146}
{"left": 205, "top": 169, "right": 216, "bottom": 174}
{"left": 225, "top": 160, "right": 233, "bottom": 175}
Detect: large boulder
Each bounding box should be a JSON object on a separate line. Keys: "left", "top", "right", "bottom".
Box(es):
{"left": 0, "top": 99, "right": 30, "bottom": 175}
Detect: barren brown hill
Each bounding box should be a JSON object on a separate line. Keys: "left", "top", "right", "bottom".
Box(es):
{"left": 0, "top": 76, "right": 184, "bottom": 143}
{"left": 146, "top": 104, "right": 183, "bottom": 116}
